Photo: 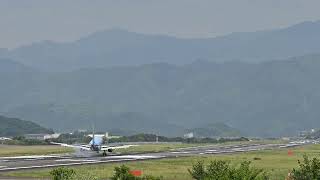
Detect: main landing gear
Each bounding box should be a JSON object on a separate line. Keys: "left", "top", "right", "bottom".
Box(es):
{"left": 102, "top": 151, "right": 107, "bottom": 156}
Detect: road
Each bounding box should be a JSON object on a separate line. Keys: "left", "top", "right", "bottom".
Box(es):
{"left": 0, "top": 142, "right": 304, "bottom": 173}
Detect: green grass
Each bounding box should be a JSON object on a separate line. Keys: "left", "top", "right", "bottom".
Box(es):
{"left": 0, "top": 145, "right": 73, "bottom": 157}
{"left": 116, "top": 143, "right": 217, "bottom": 154}
{"left": 3, "top": 144, "right": 320, "bottom": 180}
{"left": 116, "top": 140, "right": 280, "bottom": 154}
{"left": 0, "top": 140, "right": 279, "bottom": 157}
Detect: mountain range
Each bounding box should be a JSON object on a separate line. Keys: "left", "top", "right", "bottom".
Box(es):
{"left": 1, "top": 21, "right": 320, "bottom": 137}
{"left": 1, "top": 21, "right": 320, "bottom": 71}
{"left": 1, "top": 53, "right": 320, "bottom": 137}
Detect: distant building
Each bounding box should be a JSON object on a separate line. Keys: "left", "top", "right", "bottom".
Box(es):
{"left": 0, "top": 137, "right": 12, "bottom": 141}
{"left": 87, "top": 132, "right": 121, "bottom": 139}
{"left": 77, "top": 129, "right": 87, "bottom": 133}
{"left": 24, "top": 134, "right": 48, "bottom": 140}
{"left": 88, "top": 133, "right": 108, "bottom": 138}
{"left": 281, "top": 137, "right": 290, "bottom": 141}
{"left": 299, "top": 130, "right": 309, "bottom": 137}
{"left": 24, "top": 133, "right": 60, "bottom": 140}
{"left": 44, "top": 133, "right": 61, "bottom": 140}
{"left": 184, "top": 132, "right": 194, "bottom": 138}
{"left": 299, "top": 129, "right": 318, "bottom": 137}
{"left": 108, "top": 135, "right": 122, "bottom": 139}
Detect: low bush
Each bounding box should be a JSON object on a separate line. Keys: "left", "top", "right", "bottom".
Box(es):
{"left": 291, "top": 155, "right": 320, "bottom": 180}
{"left": 111, "top": 165, "right": 162, "bottom": 180}
{"left": 188, "top": 160, "right": 268, "bottom": 180}
{"left": 50, "top": 167, "right": 75, "bottom": 180}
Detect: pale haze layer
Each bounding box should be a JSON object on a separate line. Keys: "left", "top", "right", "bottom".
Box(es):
{"left": 1, "top": 0, "right": 320, "bottom": 48}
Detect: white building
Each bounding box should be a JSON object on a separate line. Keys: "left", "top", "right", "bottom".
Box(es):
{"left": 184, "top": 132, "right": 194, "bottom": 138}
{"left": 87, "top": 132, "right": 121, "bottom": 139}
{"left": 44, "top": 133, "right": 61, "bottom": 140}
{"left": 0, "top": 137, "right": 12, "bottom": 141}
{"left": 24, "top": 133, "right": 60, "bottom": 140}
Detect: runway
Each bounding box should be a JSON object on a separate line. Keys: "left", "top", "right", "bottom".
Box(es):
{"left": 0, "top": 142, "right": 310, "bottom": 172}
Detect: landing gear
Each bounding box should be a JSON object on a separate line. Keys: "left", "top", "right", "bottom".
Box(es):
{"left": 102, "top": 151, "right": 107, "bottom": 156}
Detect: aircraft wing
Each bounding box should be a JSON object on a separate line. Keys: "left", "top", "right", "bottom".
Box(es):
{"left": 50, "top": 142, "right": 91, "bottom": 151}
{"left": 100, "top": 145, "right": 138, "bottom": 151}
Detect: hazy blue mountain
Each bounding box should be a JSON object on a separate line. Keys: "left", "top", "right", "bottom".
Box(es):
{"left": 0, "top": 48, "right": 8, "bottom": 57}
{"left": 0, "top": 58, "right": 34, "bottom": 73}
{"left": 1, "top": 54, "right": 320, "bottom": 137}
{"left": 0, "top": 115, "right": 53, "bottom": 136}
{"left": 6, "top": 21, "right": 320, "bottom": 71}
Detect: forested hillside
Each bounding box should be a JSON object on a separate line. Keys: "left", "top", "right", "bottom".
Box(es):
{"left": 1, "top": 54, "right": 320, "bottom": 136}
{"left": 0, "top": 115, "right": 53, "bottom": 136}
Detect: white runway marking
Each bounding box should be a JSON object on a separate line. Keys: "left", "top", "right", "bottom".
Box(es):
{"left": 247, "top": 148, "right": 259, "bottom": 151}
{"left": 107, "top": 155, "right": 162, "bottom": 159}
{"left": 0, "top": 155, "right": 61, "bottom": 160}
{"left": 0, "top": 155, "right": 165, "bottom": 172}
{"left": 205, "top": 150, "right": 217, "bottom": 152}
{"left": 0, "top": 166, "right": 7, "bottom": 168}
{"left": 55, "top": 159, "right": 99, "bottom": 162}
{"left": 0, "top": 158, "right": 150, "bottom": 172}
{"left": 204, "top": 151, "right": 220, "bottom": 154}
{"left": 171, "top": 151, "right": 190, "bottom": 154}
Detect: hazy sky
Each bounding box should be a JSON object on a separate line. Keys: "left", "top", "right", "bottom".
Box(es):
{"left": 1, "top": 0, "right": 320, "bottom": 48}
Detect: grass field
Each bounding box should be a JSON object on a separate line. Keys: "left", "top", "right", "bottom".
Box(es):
{"left": 0, "top": 145, "right": 73, "bottom": 157}
{"left": 0, "top": 139, "right": 282, "bottom": 157}
{"left": 116, "top": 143, "right": 227, "bottom": 154}
{"left": 0, "top": 141, "right": 255, "bottom": 157}
{"left": 3, "top": 144, "right": 320, "bottom": 180}
{"left": 117, "top": 140, "right": 284, "bottom": 154}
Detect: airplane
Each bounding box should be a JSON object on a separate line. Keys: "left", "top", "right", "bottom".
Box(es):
{"left": 51, "top": 129, "right": 137, "bottom": 156}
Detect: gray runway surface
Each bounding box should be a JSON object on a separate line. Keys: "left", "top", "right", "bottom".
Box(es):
{"left": 0, "top": 142, "right": 307, "bottom": 173}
